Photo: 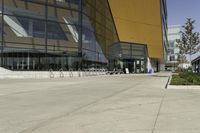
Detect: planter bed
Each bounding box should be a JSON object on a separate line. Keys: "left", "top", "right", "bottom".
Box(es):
{"left": 170, "top": 72, "right": 200, "bottom": 85}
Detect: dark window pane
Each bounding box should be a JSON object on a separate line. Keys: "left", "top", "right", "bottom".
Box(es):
{"left": 47, "top": 22, "right": 67, "bottom": 40}
{"left": 33, "top": 20, "right": 45, "bottom": 38}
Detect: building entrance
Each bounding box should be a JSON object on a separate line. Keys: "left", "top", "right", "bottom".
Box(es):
{"left": 123, "top": 59, "right": 146, "bottom": 73}
{"left": 109, "top": 42, "right": 148, "bottom": 73}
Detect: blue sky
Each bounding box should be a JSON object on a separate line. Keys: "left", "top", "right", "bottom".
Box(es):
{"left": 167, "top": 0, "right": 200, "bottom": 32}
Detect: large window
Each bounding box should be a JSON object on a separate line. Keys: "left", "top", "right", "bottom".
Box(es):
{"left": 0, "top": 0, "right": 119, "bottom": 70}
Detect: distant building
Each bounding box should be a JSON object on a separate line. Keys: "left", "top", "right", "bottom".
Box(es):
{"left": 178, "top": 63, "right": 191, "bottom": 70}
{"left": 192, "top": 56, "right": 200, "bottom": 73}
{"left": 166, "top": 25, "right": 181, "bottom": 70}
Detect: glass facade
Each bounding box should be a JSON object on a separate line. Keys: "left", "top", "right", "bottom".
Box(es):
{"left": 109, "top": 42, "right": 148, "bottom": 73}
{"left": 0, "top": 0, "right": 118, "bottom": 70}
{"left": 161, "top": 0, "right": 169, "bottom": 63}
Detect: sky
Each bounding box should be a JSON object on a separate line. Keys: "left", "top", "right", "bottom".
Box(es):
{"left": 167, "top": 0, "right": 200, "bottom": 32}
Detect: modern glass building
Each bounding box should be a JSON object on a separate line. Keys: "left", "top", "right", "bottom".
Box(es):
{"left": 0, "top": 0, "right": 118, "bottom": 71}
{"left": 166, "top": 25, "right": 181, "bottom": 70}
{"left": 109, "top": 0, "right": 168, "bottom": 72}
{"left": 0, "top": 0, "right": 168, "bottom": 73}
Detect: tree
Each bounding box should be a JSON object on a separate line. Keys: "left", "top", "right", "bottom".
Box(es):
{"left": 176, "top": 18, "right": 200, "bottom": 64}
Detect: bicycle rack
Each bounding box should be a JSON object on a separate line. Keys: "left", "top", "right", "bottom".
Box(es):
{"left": 49, "top": 68, "right": 54, "bottom": 78}
{"left": 92, "top": 69, "right": 95, "bottom": 76}
{"left": 78, "top": 68, "right": 81, "bottom": 77}
{"left": 100, "top": 69, "right": 103, "bottom": 75}
{"left": 86, "top": 69, "right": 90, "bottom": 76}
{"left": 95, "top": 69, "right": 98, "bottom": 76}
{"left": 88, "top": 69, "right": 91, "bottom": 76}
{"left": 69, "top": 68, "right": 73, "bottom": 78}
{"left": 84, "top": 69, "right": 87, "bottom": 77}
{"left": 59, "top": 68, "right": 64, "bottom": 78}
{"left": 91, "top": 69, "right": 94, "bottom": 76}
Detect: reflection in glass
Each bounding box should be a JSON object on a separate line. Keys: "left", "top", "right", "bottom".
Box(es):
{"left": 109, "top": 42, "right": 147, "bottom": 73}
{"left": 0, "top": 0, "right": 119, "bottom": 70}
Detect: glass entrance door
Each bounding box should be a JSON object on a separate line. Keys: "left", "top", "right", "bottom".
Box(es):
{"left": 123, "top": 59, "right": 135, "bottom": 73}
{"left": 123, "top": 59, "right": 146, "bottom": 73}
{"left": 135, "top": 59, "right": 146, "bottom": 73}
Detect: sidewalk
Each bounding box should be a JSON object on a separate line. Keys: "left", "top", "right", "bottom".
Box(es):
{"left": 0, "top": 74, "right": 200, "bottom": 133}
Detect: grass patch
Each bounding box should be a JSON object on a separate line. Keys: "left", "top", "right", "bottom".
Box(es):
{"left": 170, "top": 72, "right": 200, "bottom": 85}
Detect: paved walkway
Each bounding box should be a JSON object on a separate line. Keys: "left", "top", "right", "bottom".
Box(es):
{"left": 0, "top": 74, "right": 200, "bottom": 133}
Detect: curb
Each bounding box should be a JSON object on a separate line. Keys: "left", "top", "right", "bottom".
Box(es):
{"left": 167, "top": 85, "right": 200, "bottom": 89}
{"left": 165, "top": 76, "right": 171, "bottom": 89}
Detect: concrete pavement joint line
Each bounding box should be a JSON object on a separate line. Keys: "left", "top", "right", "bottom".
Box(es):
{"left": 18, "top": 82, "right": 142, "bottom": 133}
{"left": 151, "top": 92, "right": 166, "bottom": 133}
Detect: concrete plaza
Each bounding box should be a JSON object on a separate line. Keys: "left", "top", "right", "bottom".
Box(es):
{"left": 0, "top": 74, "right": 200, "bottom": 133}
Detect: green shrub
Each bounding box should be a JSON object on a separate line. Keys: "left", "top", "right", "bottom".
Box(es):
{"left": 170, "top": 72, "right": 200, "bottom": 85}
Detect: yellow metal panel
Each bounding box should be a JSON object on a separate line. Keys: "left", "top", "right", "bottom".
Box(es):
{"left": 108, "top": 0, "right": 164, "bottom": 60}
